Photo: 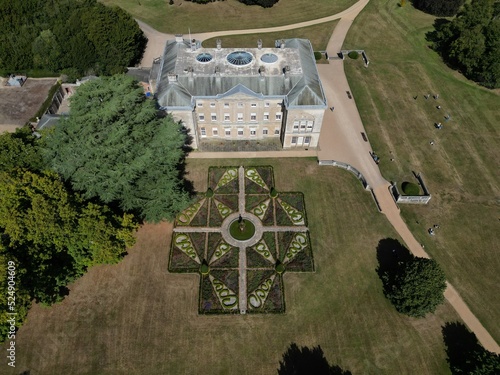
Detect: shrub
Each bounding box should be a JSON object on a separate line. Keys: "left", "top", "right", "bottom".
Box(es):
{"left": 238, "top": 0, "right": 279, "bottom": 8}
{"left": 270, "top": 187, "right": 279, "bottom": 198}
{"left": 206, "top": 188, "right": 214, "bottom": 198}
{"left": 348, "top": 51, "right": 359, "bottom": 59}
{"left": 402, "top": 181, "right": 420, "bottom": 196}
{"left": 200, "top": 261, "right": 210, "bottom": 275}
{"left": 275, "top": 261, "right": 285, "bottom": 274}
{"left": 314, "top": 52, "right": 322, "bottom": 61}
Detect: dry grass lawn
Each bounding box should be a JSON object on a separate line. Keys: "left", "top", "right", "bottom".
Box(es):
{"left": 4, "top": 159, "right": 460, "bottom": 374}
{"left": 344, "top": 1, "right": 500, "bottom": 343}
{"left": 202, "top": 21, "right": 339, "bottom": 51}
{"left": 99, "top": 0, "right": 354, "bottom": 34}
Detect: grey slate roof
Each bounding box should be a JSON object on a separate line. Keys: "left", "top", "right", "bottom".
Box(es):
{"left": 155, "top": 38, "right": 327, "bottom": 110}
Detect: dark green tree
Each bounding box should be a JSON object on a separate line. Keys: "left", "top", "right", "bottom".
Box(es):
{"left": 412, "top": 0, "right": 465, "bottom": 17}
{"left": 0, "top": 0, "right": 146, "bottom": 76}
{"left": 0, "top": 169, "right": 137, "bottom": 308}
{"left": 376, "top": 239, "right": 446, "bottom": 317}
{"left": 43, "top": 75, "right": 192, "bottom": 222}
{"left": 278, "top": 343, "right": 352, "bottom": 375}
{"left": 0, "top": 127, "right": 44, "bottom": 172}
{"left": 443, "top": 322, "right": 500, "bottom": 374}
{"left": 427, "top": 0, "right": 500, "bottom": 88}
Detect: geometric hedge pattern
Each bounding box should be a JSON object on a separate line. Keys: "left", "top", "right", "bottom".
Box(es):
{"left": 169, "top": 166, "right": 314, "bottom": 314}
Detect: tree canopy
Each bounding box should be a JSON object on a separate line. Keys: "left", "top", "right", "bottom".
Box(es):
{"left": 43, "top": 74, "right": 192, "bottom": 222}
{"left": 428, "top": 0, "right": 500, "bottom": 89}
{"left": 443, "top": 322, "right": 500, "bottom": 374}
{"left": 278, "top": 343, "right": 352, "bottom": 375}
{"left": 412, "top": 0, "right": 464, "bottom": 17}
{"left": 0, "top": 130, "right": 138, "bottom": 343}
{"left": 376, "top": 239, "right": 446, "bottom": 317}
{"left": 0, "top": 0, "right": 147, "bottom": 78}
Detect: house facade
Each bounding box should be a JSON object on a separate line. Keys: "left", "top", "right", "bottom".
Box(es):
{"left": 150, "top": 36, "right": 327, "bottom": 149}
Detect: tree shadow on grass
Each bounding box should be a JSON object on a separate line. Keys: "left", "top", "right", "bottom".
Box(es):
{"left": 442, "top": 322, "right": 500, "bottom": 374}
{"left": 277, "top": 343, "right": 352, "bottom": 375}
{"left": 376, "top": 238, "right": 414, "bottom": 286}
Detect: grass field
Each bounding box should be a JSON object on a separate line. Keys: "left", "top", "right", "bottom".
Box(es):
{"left": 4, "top": 159, "right": 461, "bottom": 374}
{"left": 99, "top": 0, "right": 353, "bottom": 33}
{"left": 343, "top": 1, "right": 500, "bottom": 343}
{"left": 202, "top": 20, "right": 339, "bottom": 51}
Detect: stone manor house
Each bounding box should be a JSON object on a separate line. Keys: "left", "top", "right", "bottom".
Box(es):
{"left": 149, "top": 36, "right": 327, "bottom": 150}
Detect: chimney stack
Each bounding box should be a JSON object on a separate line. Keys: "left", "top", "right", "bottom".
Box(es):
{"left": 175, "top": 34, "right": 183, "bottom": 43}
{"left": 167, "top": 73, "right": 178, "bottom": 83}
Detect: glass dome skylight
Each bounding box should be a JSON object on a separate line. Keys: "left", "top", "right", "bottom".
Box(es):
{"left": 260, "top": 53, "right": 278, "bottom": 64}
{"left": 227, "top": 51, "right": 253, "bottom": 66}
{"left": 196, "top": 53, "right": 213, "bottom": 63}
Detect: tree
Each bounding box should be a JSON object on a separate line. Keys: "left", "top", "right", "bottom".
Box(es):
{"left": 427, "top": 0, "right": 499, "bottom": 88}
{"left": 0, "top": 127, "right": 44, "bottom": 173}
{"left": 376, "top": 239, "right": 446, "bottom": 317}
{"left": 0, "top": 169, "right": 137, "bottom": 308}
{"left": 43, "top": 75, "right": 192, "bottom": 222}
{"left": 412, "top": 0, "right": 465, "bottom": 17}
{"left": 0, "top": 0, "right": 146, "bottom": 76}
{"left": 278, "top": 343, "right": 352, "bottom": 375}
{"left": 442, "top": 322, "right": 500, "bottom": 374}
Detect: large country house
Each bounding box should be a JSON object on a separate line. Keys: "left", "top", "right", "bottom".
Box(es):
{"left": 150, "top": 36, "right": 327, "bottom": 149}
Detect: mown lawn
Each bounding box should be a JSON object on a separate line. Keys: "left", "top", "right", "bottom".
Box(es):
{"left": 4, "top": 159, "right": 459, "bottom": 374}
{"left": 99, "top": 0, "right": 353, "bottom": 33}
{"left": 343, "top": 0, "right": 500, "bottom": 343}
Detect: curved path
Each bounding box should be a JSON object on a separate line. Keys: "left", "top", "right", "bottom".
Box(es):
{"left": 136, "top": 2, "right": 500, "bottom": 353}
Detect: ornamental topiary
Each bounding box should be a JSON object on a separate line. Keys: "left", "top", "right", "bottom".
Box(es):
{"left": 348, "top": 51, "right": 359, "bottom": 59}
{"left": 270, "top": 187, "right": 278, "bottom": 198}
{"left": 206, "top": 188, "right": 214, "bottom": 198}
{"left": 275, "top": 261, "right": 285, "bottom": 274}
{"left": 402, "top": 181, "right": 420, "bottom": 196}
{"left": 200, "top": 260, "right": 210, "bottom": 275}
{"left": 314, "top": 52, "right": 322, "bottom": 61}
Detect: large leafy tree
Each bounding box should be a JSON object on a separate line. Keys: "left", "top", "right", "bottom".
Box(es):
{"left": 376, "top": 239, "right": 446, "bottom": 317}
{"left": 0, "top": 169, "right": 137, "bottom": 304}
{"left": 443, "top": 322, "right": 500, "bottom": 374}
{"left": 278, "top": 343, "right": 352, "bottom": 375}
{"left": 0, "top": 127, "right": 44, "bottom": 172}
{"left": 0, "top": 125, "right": 138, "bottom": 343}
{"left": 43, "top": 75, "right": 192, "bottom": 222}
{"left": 412, "top": 0, "right": 464, "bottom": 17}
{"left": 428, "top": 0, "right": 500, "bottom": 88}
{"left": 0, "top": 0, "right": 146, "bottom": 76}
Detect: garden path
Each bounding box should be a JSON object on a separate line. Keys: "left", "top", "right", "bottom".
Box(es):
{"left": 238, "top": 166, "right": 248, "bottom": 313}
{"left": 136, "top": 1, "right": 500, "bottom": 354}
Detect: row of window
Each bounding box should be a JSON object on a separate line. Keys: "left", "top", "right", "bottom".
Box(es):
{"left": 200, "top": 127, "right": 280, "bottom": 137}
{"left": 198, "top": 102, "right": 281, "bottom": 109}
{"left": 291, "top": 136, "right": 312, "bottom": 145}
{"left": 199, "top": 113, "right": 282, "bottom": 122}
{"left": 292, "top": 120, "right": 315, "bottom": 133}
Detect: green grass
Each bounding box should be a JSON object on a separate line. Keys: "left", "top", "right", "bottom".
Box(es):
{"left": 344, "top": 0, "right": 500, "bottom": 342}
{"left": 229, "top": 219, "right": 256, "bottom": 240}
{"left": 202, "top": 20, "right": 339, "bottom": 51}
{"left": 99, "top": 0, "right": 350, "bottom": 33}
{"left": 5, "top": 158, "right": 460, "bottom": 374}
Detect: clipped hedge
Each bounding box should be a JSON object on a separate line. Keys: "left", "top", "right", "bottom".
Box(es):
{"left": 402, "top": 181, "right": 421, "bottom": 196}
{"left": 348, "top": 51, "right": 359, "bottom": 59}
{"left": 30, "top": 81, "right": 61, "bottom": 122}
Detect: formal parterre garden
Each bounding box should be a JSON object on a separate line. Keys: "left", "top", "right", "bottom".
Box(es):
{"left": 169, "top": 166, "right": 314, "bottom": 314}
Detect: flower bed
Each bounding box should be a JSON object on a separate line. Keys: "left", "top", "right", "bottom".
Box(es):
{"left": 170, "top": 166, "right": 314, "bottom": 314}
